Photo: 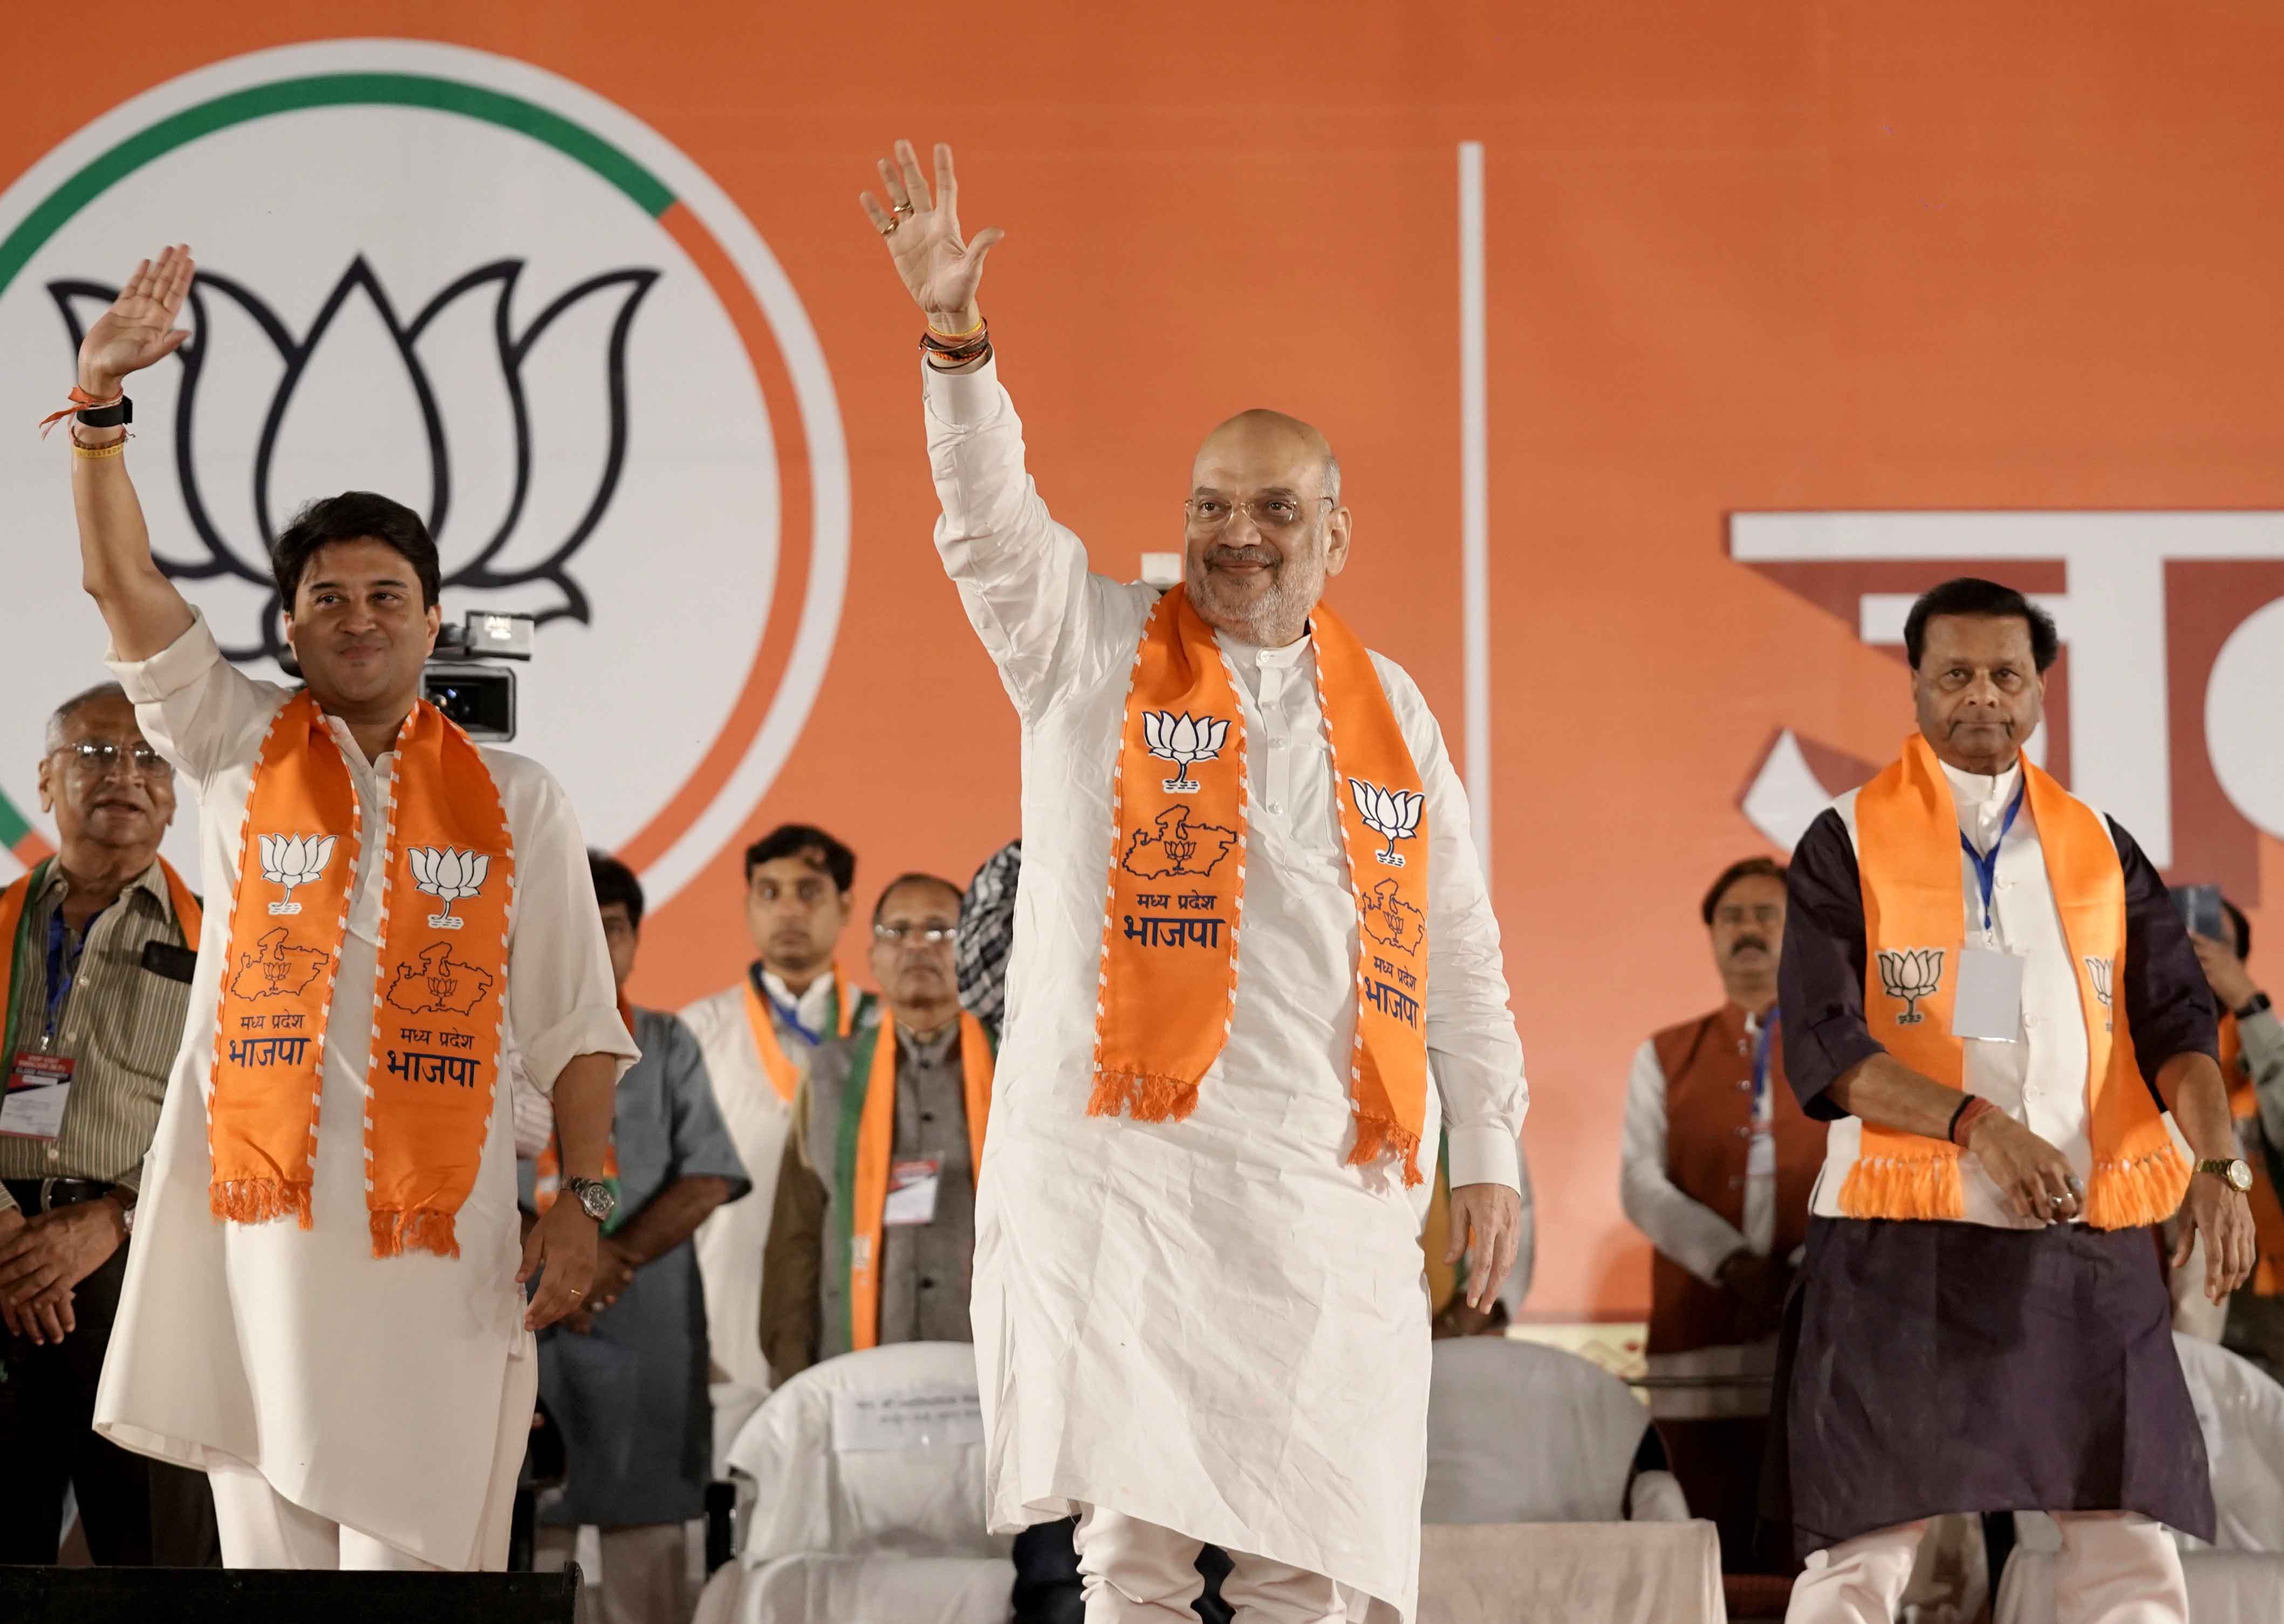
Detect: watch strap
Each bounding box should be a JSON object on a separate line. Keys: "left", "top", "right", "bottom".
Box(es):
{"left": 75, "top": 395, "right": 131, "bottom": 429}
{"left": 2235, "top": 991, "right": 2273, "bottom": 1022}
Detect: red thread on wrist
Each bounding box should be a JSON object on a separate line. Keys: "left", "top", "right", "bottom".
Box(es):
{"left": 1951, "top": 1095, "right": 1997, "bottom": 1145}
{"left": 38, "top": 384, "right": 125, "bottom": 438}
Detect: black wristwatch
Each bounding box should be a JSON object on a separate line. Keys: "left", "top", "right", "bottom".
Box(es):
{"left": 76, "top": 394, "right": 132, "bottom": 429}
{"left": 2236, "top": 991, "right": 2273, "bottom": 1022}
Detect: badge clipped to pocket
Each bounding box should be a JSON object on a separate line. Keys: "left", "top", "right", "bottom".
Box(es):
{"left": 2, "top": 1052, "right": 74, "bottom": 1140}
{"left": 883, "top": 1157, "right": 943, "bottom": 1226}
{"left": 1952, "top": 945, "right": 2027, "bottom": 1043}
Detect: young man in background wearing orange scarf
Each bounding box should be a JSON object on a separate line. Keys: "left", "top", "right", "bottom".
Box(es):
{"left": 60, "top": 246, "right": 637, "bottom": 1571}
{"left": 865, "top": 143, "right": 1529, "bottom": 1622}
{"left": 1770, "top": 577, "right": 2254, "bottom": 1624}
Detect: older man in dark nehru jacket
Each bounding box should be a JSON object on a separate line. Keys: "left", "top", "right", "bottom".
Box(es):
{"left": 1770, "top": 577, "right": 2253, "bottom": 1624}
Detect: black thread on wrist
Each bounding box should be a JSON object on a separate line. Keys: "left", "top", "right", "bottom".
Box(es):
{"left": 1947, "top": 1097, "right": 1973, "bottom": 1144}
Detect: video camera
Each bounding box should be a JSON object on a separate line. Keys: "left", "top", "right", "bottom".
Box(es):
{"left": 422, "top": 612, "right": 536, "bottom": 742}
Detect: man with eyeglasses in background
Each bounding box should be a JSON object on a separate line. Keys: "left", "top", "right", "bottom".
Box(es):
{"left": 0, "top": 682, "right": 219, "bottom": 1566}
{"left": 760, "top": 873, "right": 994, "bottom": 1380}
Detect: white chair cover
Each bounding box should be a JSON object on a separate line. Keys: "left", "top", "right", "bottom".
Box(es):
{"left": 727, "top": 1342, "right": 1008, "bottom": 1566}
{"left": 1424, "top": 1337, "right": 1678, "bottom": 1524}
{"left": 693, "top": 1552, "right": 1013, "bottom": 1624}
{"left": 1417, "top": 1522, "right": 1724, "bottom": 1624}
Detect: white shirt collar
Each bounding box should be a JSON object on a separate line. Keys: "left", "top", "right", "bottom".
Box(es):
{"left": 1216, "top": 625, "right": 1314, "bottom": 668}
{"left": 761, "top": 966, "right": 840, "bottom": 1032}
{"left": 1940, "top": 757, "right": 2025, "bottom": 842}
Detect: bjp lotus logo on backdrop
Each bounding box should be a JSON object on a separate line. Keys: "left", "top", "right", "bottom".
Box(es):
{"left": 0, "top": 40, "right": 850, "bottom": 912}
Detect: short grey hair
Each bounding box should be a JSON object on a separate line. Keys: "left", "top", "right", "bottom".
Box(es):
{"left": 45, "top": 681, "right": 131, "bottom": 755}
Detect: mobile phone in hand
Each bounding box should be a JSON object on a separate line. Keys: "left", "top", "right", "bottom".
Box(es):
{"left": 2171, "top": 883, "right": 2226, "bottom": 942}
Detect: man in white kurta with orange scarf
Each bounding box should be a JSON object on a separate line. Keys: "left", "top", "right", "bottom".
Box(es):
{"left": 54, "top": 245, "right": 637, "bottom": 1571}
{"left": 859, "top": 143, "right": 1530, "bottom": 1622}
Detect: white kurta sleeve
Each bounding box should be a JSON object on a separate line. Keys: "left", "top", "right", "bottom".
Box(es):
{"left": 1618, "top": 1036, "right": 1750, "bottom": 1285}
{"left": 104, "top": 609, "right": 289, "bottom": 789}
{"left": 1395, "top": 667, "right": 1526, "bottom": 1194}
{"left": 502, "top": 764, "right": 638, "bottom": 1091}
{"left": 925, "top": 357, "right": 1139, "bottom": 715}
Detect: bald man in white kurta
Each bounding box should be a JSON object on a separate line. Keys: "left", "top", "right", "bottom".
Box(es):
{"left": 927, "top": 357, "right": 1529, "bottom": 1621}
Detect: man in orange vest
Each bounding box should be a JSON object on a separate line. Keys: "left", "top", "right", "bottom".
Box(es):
{"left": 1769, "top": 577, "right": 2253, "bottom": 1624}
{"left": 1620, "top": 855, "right": 1825, "bottom": 1571}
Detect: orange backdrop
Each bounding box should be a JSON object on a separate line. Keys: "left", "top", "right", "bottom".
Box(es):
{"left": 6, "top": 2, "right": 2282, "bottom": 1319}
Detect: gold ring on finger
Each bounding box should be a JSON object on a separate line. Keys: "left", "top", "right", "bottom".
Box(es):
{"left": 892, "top": 200, "right": 915, "bottom": 218}
{"left": 879, "top": 217, "right": 900, "bottom": 237}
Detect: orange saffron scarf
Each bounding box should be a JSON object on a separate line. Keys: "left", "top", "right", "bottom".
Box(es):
{"left": 742, "top": 965, "right": 858, "bottom": 1104}
{"left": 210, "top": 691, "right": 513, "bottom": 1258}
{"left": 1091, "top": 591, "right": 1431, "bottom": 1185}
{"left": 0, "top": 856, "right": 202, "bottom": 1065}
{"left": 1846, "top": 734, "right": 2186, "bottom": 1228}
{"left": 2222, "top": 1015, "right": 2284, "bottom": 1293}
{"left": 838, "top": 1012, "right": 994, "bottom": 1352}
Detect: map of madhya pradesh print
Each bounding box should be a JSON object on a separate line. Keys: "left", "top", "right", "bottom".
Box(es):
{"left": 229, "top": 928, "right": 330, "bottom": 1001}
{"left": 1120, "top": 806, "right": 1237, "bottom": 880}
{"left": 385, "top": 943, "right": 496, "bottom": 1017}
{"left": 1360, "top": 879, "right": 1424, "bottom": 953}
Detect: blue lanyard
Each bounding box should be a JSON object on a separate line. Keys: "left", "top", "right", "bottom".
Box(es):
{"left": 42, "top": 907, "right": 96, "bottom": 1049}
{"left": 1750, "top": 1009, "right": 1779, "bottom": 1118}
{"left": 1959, "top": 782, "right": 2027, "bottom": 937}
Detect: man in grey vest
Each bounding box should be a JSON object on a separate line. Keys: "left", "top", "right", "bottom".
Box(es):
{"left": 761, "top": 872, "right": 991, "bottom": 1379}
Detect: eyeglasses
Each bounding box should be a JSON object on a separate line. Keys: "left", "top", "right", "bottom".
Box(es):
{"left": 60, "top": 741, "right": 172, "bottom": 779}
{"left": 1183, "top": 495, "right": 1335, "bottom": 536}
{"left": 874, "top": 923, "right": 957, "bottom": 946}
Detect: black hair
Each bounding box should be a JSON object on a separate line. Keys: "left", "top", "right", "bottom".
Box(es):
{"left": 1902, "top": 577, "right": 2061, "bottom": 674}
{"left": 2225, "top": 899, "right": 2253, "bottom": 963}
{"left": 589, "top": 849, "right": 645, "bottom": 930}
{"left": 873, "top": 872, "right": 963, "bottom": 928}
{"left": 744, "top": 823, "right": 856, "bottom": 894}
{"left": 271, "top": 491, "right": 442, "bottom": 613}
{"left": 1701, "top": 856, "right": 1787, "bottom": 927}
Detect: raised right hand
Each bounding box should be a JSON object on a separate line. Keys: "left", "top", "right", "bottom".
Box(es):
{"left": 858, "top": 141, "right": 1004, "bottom": 330}
{"left": 1964, "top": 1111, "right": 2083, "bottom": 1224}
{"left": 78, "top": 244, "right": 195, "bottom": 395}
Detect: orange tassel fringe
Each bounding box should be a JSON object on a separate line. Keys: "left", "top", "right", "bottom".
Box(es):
{"left": 370, "top": 1207, "right": 461, "bottom": 1259}
{"left": 1346, "top": 1113, "right": 1425, "bottom": 1187}
{"left": 2082, "top": 1146, "right": 2191, "bottom": 1231}
{"left": 1087, "top": 1071, "right": 1200, "bottom": 1124}
{"left": 1837, "top": 1152, "right": 1966, "bottom": 1222}
{"left": 211, "top": 1178, "right": 313, "bottom": 1229}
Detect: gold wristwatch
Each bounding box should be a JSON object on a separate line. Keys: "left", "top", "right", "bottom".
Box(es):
{"left": 2196, "top": 1157, "right": 2254, "bottom": 1194}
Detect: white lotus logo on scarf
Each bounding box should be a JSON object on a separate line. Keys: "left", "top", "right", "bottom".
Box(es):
{"left": 2085, "top": 955, "right": 2114, "bottom": 1029}
{"left": 1349, "top": 779, "right": 1424, "bottom": 867}
{"left": 1143, "top": 711, "right": 1229, "bottom": 794}
{"left": 1876, "top": 948, "right": 1945, "bottom": 1024}
{"left": 409, "top": 847, "right": 490, "bottom": 929}
{"left": 258, "top": 833, "right": 337, "bottom": 916}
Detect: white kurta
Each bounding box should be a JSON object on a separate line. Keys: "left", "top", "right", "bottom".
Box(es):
{"left": 91, "top": 613, "right": 636, "bottom": 1569}
{"left": 927, "top": 359, "right": 1529, "bottom": 1618}
{"left": 682, "top": 970, "right": 839, "bottom": 1397}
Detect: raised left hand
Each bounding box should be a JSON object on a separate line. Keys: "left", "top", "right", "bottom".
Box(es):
{"left": 1446, "top": 1182, "right": 1523, "bottom": 1311}
{"left": 0, "top": 1198, "right": 127, "bottom": 1314}
{"left": 518, "top": 1200, "right": 598, "bottom": 1331}
{"left": 2174, "top": 1171, "right": 2256, "bottom": 1304}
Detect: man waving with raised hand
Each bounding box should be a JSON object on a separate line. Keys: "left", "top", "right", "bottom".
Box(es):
{"left": 55, "top": 245, "right": 637, "bottom": 1572}
{"left": 864, "top": 142, "right": 1530, "bottom": 1622}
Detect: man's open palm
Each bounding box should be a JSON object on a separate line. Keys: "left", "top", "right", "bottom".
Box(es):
{"left": 859, "top": 141, "right": 1003, "bottom": 326}
{"left": 80, "top": 244, "right": 195, "bottom": 391}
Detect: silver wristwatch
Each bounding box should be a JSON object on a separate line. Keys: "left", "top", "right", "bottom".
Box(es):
{"left": 564, "top": 1176, "right": 617, "bottom": 1224}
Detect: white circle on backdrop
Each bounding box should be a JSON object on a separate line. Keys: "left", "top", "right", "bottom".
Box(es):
{"left": 2206, "top": 597, "right": 2284, "bottom": 841}
{"left": 0, "top": 40, "right": 849, "bottom": 908}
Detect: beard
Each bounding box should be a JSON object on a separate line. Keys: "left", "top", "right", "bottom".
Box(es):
{"left": 1184, "top": 537, "right": 1328, "bottom": 646}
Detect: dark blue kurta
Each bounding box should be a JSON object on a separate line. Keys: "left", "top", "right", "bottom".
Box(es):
{"left": 528, "top": 1005, "right": 751, "bottom": 1527}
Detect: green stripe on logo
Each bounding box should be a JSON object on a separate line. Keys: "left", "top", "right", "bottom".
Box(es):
{"left": 0, "top": 71, "right": 675, "bottom": 300}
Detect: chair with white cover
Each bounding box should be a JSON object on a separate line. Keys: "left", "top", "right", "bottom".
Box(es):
{"left": 1993, "top": 1332, "right": 2284, "bottom": 1624}
{"left": 691, "top": 1341, "right": 1013, "bottom": 1624}
{"left": 1418, "top": 1337, "right": 1722, "bottom": 1624}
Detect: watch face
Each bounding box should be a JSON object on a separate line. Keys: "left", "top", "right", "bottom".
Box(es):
{"left": 578, "top": 1182, "right": 614, "bottom": 1220}
{"left": 2232, "top": 1160, "right": 2256, "bottom": 1194}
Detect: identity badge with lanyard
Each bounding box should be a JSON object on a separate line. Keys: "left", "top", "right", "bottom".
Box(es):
{"left": 1747, "top": 1011, "right": 1779, "bottom": 1176}
{"left": 1953, "top": 782, "right": 2029, "bottom": 1043}
{"left": 2, "top": 892, "right": 92, "bottom": 1140}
